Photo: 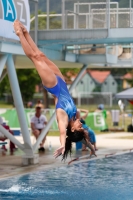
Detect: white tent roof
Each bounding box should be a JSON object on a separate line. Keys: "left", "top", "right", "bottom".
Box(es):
{"left": 115, "top": 87, "right": 133, "bottom": 100}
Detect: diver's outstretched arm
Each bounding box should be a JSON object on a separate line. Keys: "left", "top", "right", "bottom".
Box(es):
{"left": 83, "top": 130, "right": 96, "bottom": 155}
{"left": 81, "top": 139, "right": 96, "bottom": 157}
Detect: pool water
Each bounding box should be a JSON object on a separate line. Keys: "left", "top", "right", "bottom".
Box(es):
{"left": 0, "top": 153, "right": 133, "bottom": 200}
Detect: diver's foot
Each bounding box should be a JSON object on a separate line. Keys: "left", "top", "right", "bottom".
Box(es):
{"left": 82, "top": 148, "right": 88, "bottom": 151}
{"left": 19, "top": 21, "right": 27, "bottom": 33}
{"left": 13, "top": 20, "right": 22, "bottom": 36}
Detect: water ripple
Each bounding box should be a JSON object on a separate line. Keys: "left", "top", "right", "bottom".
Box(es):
{"left": 0, "top": 153, "right": 133, "bottom": 200}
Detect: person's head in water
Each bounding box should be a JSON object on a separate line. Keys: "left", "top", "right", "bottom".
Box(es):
{"left": 62, "top": 119, "right": 85, "bottom": 161}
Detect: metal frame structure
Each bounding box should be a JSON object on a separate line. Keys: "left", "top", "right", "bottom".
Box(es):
{"left": 30, "top": 0, "right": 133, "bottom": 30}
{"left": 77, "top": 92, "right": 113, "bottom": 107}
{"left": 0, "top": 53, "right": 34, "bottom": 163}
{"left": 0, "top": 37, "right": 88, "bottom": 165}
{"left": 29, "top": 0, "right": 38, "bottom": 44}
{"left": 0, "top": 0, "right": 39, "bottom": 165}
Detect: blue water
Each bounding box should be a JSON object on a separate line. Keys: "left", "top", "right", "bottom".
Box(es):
{"left": 0, "top": 153, "right": 133, "bottom": 200}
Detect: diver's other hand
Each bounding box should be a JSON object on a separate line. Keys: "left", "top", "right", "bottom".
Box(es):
{"left": 19, "top": 21, "right": 27, "bottom": 33}
{"left": 54, "top": 146, "right": 65, "bottom": 158}
{"left": 90, "top": 150, "right": 97, "bottom": 157}
{"left": 13, "top": 20, "right": 22, "bottom": 36}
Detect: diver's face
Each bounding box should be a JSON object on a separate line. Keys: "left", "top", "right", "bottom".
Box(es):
{"left": 71, "top": 119, "right": 83, "bottom": 132}
{"left": 76, "top": 111, "right": 80, "bottom": 119}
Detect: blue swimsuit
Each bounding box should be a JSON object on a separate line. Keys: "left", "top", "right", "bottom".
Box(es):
{"left": 43, "top": 76, "right": 77, "bottom": 120}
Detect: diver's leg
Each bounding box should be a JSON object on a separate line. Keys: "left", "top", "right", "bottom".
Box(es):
{"left": 18, "top": 20, "right": 65, "bottom": 80}
{"left": 13, "top": 21, "right": 57, "bottom": 88}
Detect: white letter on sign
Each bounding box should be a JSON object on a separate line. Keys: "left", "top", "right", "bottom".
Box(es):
{"left": 6, "top": 0, "right": 14, "bottom": 19}
{"left": 17, "top": 2, "right": 25, "bottom": 22}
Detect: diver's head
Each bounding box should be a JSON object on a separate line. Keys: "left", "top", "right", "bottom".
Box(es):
{"left": 62, "top": 122, "right": 85, "bottom": 161}
{"left": 69, "top": 118, "right": 83, "bottom": 132}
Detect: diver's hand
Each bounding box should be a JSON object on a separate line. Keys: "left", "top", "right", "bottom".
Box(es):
{"left": 90, "top": 150, "right": 97, "bottom": 157}
{"left": 54, "top": 146, "right": 65, "bottom": 158}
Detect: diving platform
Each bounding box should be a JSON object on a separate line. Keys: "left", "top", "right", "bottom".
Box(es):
{"left": 31, "top": 28, "right": 133, "bottom": 46}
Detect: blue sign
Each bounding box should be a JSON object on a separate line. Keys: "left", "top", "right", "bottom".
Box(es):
{"left": 0, "top": 0, "right": 30, "bottom": 40}
{"left": 2, "top": 0, "right": 16, "bottom": 22}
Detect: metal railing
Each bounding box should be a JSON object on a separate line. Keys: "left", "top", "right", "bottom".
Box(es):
{"left": 30, "top": 8, "right": 133, "bottom": 29}
{"left": 30, "top": 0, "right": 133, "bottom": 30}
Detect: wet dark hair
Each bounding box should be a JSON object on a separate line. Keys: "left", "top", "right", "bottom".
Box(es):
{"left": 62, "top": 124, "right": 85, "bottom": 161}
{"left": 80, "top": 118, "right": 86, "bottom": 124}
{"left": 36, "top": 106, "right": 41, "bottom": 109}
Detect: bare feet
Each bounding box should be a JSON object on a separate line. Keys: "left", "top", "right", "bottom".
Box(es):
{"left": 82, "top": 148, "right": 88, "bottom": 151}
{"left": 13, "top": 20, "right": 22, "bottom": 36}
{"left": 19, "top": 21, "right": 27, "bottom": 33}
{"left": 90, "top": 151, "right": 97, "bottom": 157}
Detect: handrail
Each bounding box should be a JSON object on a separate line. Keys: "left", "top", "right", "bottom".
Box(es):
{"left": 30, "top": 8, "right": 132, "bottom": 22}
{"left": 30, "top": 5, "right": 133, "bottom": 30}
{"left": 74, "top": 2, "right": 118, "bottom": 5}
{"left": 29, "top": 0, "right": 38, "bottom": 2}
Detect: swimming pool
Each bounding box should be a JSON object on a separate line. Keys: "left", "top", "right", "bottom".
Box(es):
{"left": 0, "top": 153, "right": 133, "bottom": 200}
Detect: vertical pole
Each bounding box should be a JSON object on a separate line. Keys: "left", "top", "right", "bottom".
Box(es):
{"left": 106, "top": 0, "right": 110, "bottom": 36}
{"left": 0, "top": 55, "right": 8, "bottom": 77}
{"left": 122, "top": 110, "right": 125, "bottom": 129}
{"left": 116, "top": 3, "right": 118, "bottom": 28}
{"left": 74, "top": 4, "right": 76, "bottom": 29}
{"left": 89, "top": 4, "right": 91, "bottom": 29}
{"left": 65, "top": 10, "right": 68, "bottom": 29}
{"left": 86, "top": 14, "right": 88, "bottom": 29}
{"left": 110, "top": 93, "right": 112, "bottom": 107}
{"left": 35, "top": 1, "right": 38, "bottom": 45}
{"left": 106, "top": 0, "right": 108, "bottom": 28}
{"left": 6, "top": 55, "right": 33, "bottom": 155}
{"left": 76, "top": 2, "right": 79, "bottom": 29}
{"left": 130, "top": 0, "right": 132, "bottom": 27}
{"left": 108, "top": 0, "right": 110, "bottom": 29}
{"left": 0, "top": 69, "right": 7, "bottom": 83}
{"left": 91, "top": 11, "right": 93, "bottom": 29}
{"left": 86, "top": 4, "right": 90, "bottom": 29}
{"left": 62, "top": 0, "right": 65, "bottom": 29}
{"left": 47, "top": 0, "right": 49, "bottom": 30}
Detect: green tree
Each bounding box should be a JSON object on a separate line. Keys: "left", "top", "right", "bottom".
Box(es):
{"left": 60, "top": 68, "right": 80, "bottom": 76}
{"left": 93, "top": 84, "right": 101, "bottom": 92}
{"left": 0, "top": 69, "right": 41, "bottom": 106}
{"left": 30, "top": 10, "right": 61, "bottom": 30}
{"left": 125, "top": 69, "right": 133, "bottom": 87}
{"left": 16, "top": 69, "right": 41, "bottom": 105}
{"left": 0, "top": 76, "right": 11, "bottom": 100}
